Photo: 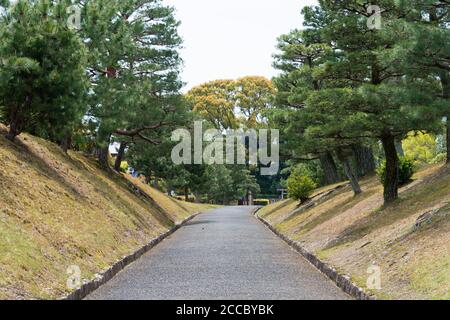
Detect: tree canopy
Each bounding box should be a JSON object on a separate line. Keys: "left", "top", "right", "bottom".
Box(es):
{"left": 270, "top": 0, "right": 448, "bottom": 204}
{"left": 0, "top": 0, "right": 448, "bottom": 206}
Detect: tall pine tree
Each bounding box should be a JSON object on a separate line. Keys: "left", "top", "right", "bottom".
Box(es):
{"left": 396, "top": 0, "right": 450, "bottom": 163}
{"left": 310, "top": 0, "right": 442, "bottom": 203}
{"left": 0, "top": 0, "right": 88, "bottom": 142}
{"left": 81, "top": 0, "right": 186, "bottom": 169}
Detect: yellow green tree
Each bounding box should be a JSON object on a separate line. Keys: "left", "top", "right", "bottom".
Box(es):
{"left": 186, "top": 77, "right": 276, "bottom": 130}
{"left": 234, "top": 76, "right": 276, "bottom": 128}
{"left": 186, "top": 80, "right": 238, "bottom": 130}
{"left": 403, "top": 132, "right": 438, "bottom": 166}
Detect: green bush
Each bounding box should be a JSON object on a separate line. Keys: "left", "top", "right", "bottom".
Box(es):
{"left": 377, "top": 157, "right": 415, "bottom": 186}
{"left": 254, "top": 199, "right": 270, "bottom": 206}
{"left": 287, "top": 174, "right": 317, "bottom": 203}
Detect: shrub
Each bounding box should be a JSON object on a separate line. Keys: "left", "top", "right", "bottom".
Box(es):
{"left": 431, "top": 153, "right": 446, "bottom": 164}
{"left": 377, "top": 157, "right": 415, "bottom": 186}
{"left": 287, "top": 174, "right": 317, "bottom": 203}
{"left": 119, "top": 161, "right": 129, "bottom": 173}
{"left": 254, "top": 199, "right": 270, "bottom": 206}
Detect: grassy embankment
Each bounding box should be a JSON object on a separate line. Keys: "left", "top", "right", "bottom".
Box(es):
{"left": 258, "top": 165, "right": 449, "bottom": 300}
{"left": 0, "top": 126, "right": 217, "bottom": 299}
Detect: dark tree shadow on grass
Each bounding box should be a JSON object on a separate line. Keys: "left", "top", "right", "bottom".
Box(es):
{"left": 294, "top": 189, "right": 379, "bottom": 236}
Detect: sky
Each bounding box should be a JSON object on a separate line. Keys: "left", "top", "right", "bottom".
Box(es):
{"left": 164, "top": 0, "right": 318, "bottom": 91}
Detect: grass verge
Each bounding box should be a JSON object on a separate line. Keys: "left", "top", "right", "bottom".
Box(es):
{"left": 258, "top": 165, "right": 449, "bottom": 300}
{"left": 0, "top": 127, "right": 216, "bottom": 299}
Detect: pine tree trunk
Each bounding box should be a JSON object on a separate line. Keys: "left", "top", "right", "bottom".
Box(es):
{"left": 319, "top": 152, "right": 341, "bottom": 185}
{"left": 97, "top": 133, "right": 112, "bottom": 171}
{"left": 441, "top": 71, "right": 450, "bottom": 164}
{"left": 5, "top": 118, "right": 21, "bottom": 142}
{"left": 336, "top": 149, "right": 362, "bottom": 195}
{"left": 341, "top": 158, "right": 362, "bottom": 195}
{"left": 114, "top": 142, "right": 127, "bottom": 172}
{"left": 185, "top": 187, "right": 189, "bottom": 202}
{"left": 395, "top": 139, "right": 405, "bottom": 157}
{"left": 352, "top": 144, "right": 376, "bottom": 177}
{"left": 447, "top": 120, "right": 450, "bottom": 164}
{"left": 381, "top": 134, "right": 399, "bottom": 204}
{"left": 193, "top": 192, "right": 201, "bottom": 204}
{"left": 98, "top": 146, "right": 110, "bottom": 171}
{"left": 60, "top": 136, "right": 72, "bottom": 154}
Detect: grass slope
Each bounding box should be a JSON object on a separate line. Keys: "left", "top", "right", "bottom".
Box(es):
{"left": 0, "top": 127, "right": 216, "bottom": 299}
{"left": 258, "top": 165, "right": 450, "bottom": 300}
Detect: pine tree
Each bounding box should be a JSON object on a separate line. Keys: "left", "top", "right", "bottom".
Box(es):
{"left": 80, "top": 0, "right": 185, "bottom": 169}
{"left": 271, "top": 26, "right": 363, "bottom": 193}
{"left": 0, "top": 0, "right": 88, "bottom": 142}
{"left": 308, "top": 0, "right": 443, "bottom": 203}
{"left": 395, "top": 0, "right": 450, "bottom": 163}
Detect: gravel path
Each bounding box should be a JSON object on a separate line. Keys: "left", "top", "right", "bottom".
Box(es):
{"left": 87, "top": 206, "right": 349, "bottom": 300}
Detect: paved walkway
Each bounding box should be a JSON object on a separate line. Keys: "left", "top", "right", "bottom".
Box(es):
{"left": 87, "top": 206, "right": 349, "bottom": 300}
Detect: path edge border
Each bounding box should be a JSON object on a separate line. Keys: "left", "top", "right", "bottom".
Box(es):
{"left": 63, "top": 212, "right": 203, "bottom": 300}
{"left": 253, "top": 207, "right": 375, "bottom": 301}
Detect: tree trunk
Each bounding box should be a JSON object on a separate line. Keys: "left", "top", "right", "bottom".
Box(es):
{"left": 441, "top": 71, "right": 450, "bottom": 163}
{"left": 98, "top": 146, "right": 110, "bottom": 171}
{"left": 193, "top": 192, "right": 201, "bottom": 204}
{"left": 60, "top": 136, "right": 72, "bottom": 154}
{"left": 319, "top": 152, "right": 341, "bottom": 185}
{"left": 336, "top": 149, "right": 362, "bottom": 195}
{"left": 395, "top": 139, "right": 405, "bottom": 157}
{"left": 114, "top": 142, "right": 127, "bottom": 172}
{"left": 381, "top": 134, "right": 399, "bottom": 204}
{"left": 184, "top": 187, "right": 189, "bottom": 202}
{"left": 352, "top": 144, "right": 376, "bottom": 177}
{"left": 5, "top": 119, "right": 21, "bottom": 142}
{"left": 447, "top": 118, "right": 450, "bottom": 164}
{"left": 97, "top": 133, "right": 112, "bottom": 171}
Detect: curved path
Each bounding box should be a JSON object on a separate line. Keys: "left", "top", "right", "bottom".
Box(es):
{"left": 87, "top": 206, "right": 349, "bottom": 300}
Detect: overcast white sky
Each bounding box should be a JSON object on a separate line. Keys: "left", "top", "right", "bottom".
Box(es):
{"left": 164, "top": 0, "right": 318, "bottom": 91}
